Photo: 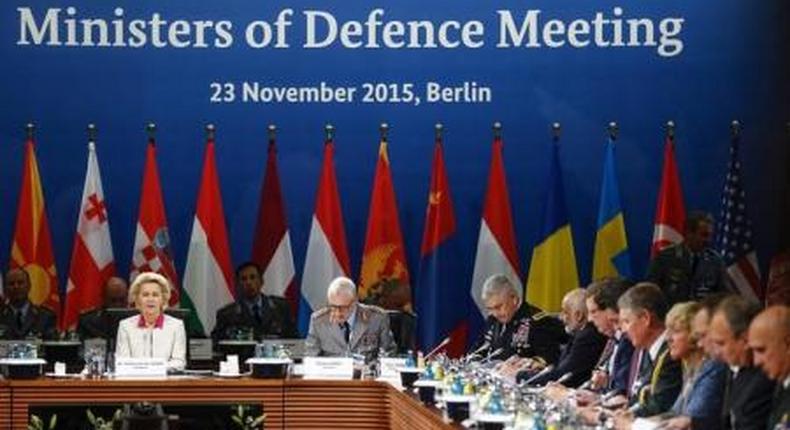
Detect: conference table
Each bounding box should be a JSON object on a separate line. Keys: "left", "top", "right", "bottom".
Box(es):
{"left": 0, "top": 376, "right": 461, "bottom": 429}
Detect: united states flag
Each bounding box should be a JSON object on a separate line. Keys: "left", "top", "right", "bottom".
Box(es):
{"left": 716, "top": 131, "right": 761, "bottom": 302}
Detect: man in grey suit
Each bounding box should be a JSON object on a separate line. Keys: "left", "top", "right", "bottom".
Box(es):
{"left": 305, "top": 276, "right": 396, "bottom": 362}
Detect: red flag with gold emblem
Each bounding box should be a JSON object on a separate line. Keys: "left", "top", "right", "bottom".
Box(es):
{"left": 10, "top": 137, "right": 59, "bottom": 315}
{"left": 358, "top": 140, "right": 410, "bottom": 303}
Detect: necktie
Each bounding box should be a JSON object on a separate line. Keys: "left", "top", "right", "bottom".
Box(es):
{"left": 252, "top": 303, "right": 262, "bottom": 325}
{"left": 341, "top": 322, "right": 351, "bottom": 344}
{"left": 16, "top": 311, "right": 23, "bottom": 329}
{"left": 596, "top": 338, "right": 616, "bottom": 368}
{"left": 627, "top": 349, "right": 643, "bottom": 399}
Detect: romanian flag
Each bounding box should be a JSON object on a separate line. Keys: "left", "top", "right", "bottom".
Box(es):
{"left": 182, "top": 135, "right": 235, "bottom": 336}
{"left": 592, "top": 138, "right": 632, "bottom": 281}
{"left": 415, "top": 135, "right": 466, "bottom": 356}
{"left": 526, "top": 142, "right": 579, "bottom": 312}
{"left": 358, "top": 141, "right": 410, "bottom": 302}
{"left": 10, "top": 137, "right": 59, "bottom": 314}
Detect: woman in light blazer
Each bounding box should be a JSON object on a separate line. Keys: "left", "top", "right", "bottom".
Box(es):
{"left": 116, "top": 272, "right": 186, "bottom": 371}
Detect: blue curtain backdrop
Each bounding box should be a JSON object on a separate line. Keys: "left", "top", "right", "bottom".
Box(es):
{"left": 0, "top": 1, "right": 787, "bottom": 332}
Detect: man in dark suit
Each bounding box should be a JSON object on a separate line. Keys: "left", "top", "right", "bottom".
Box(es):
{"left": 77, "top": 276, "right": 129, "bottom": 339}
{"left": 748, "top": 305, "right": 790, "bottom": 429}
{"left": 212, "top": 262, "right": 298, "bottom": 342}
{"left": 710, "top": 295, "right": 774, "bottom": 430}
{"left": 0, "top": 268, "right": 57, "bottom": 340}
{"left": 523, "top": 288, "right": 607, "bottom": 387}
{"left": 618, "top": 283, "right": 682, "bottom": 417}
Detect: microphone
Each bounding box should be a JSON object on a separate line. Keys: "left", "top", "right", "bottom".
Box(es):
{"left": 554, "top": 371, "right": 574, "bottom": 386}
{"left": 478, "top": 347, "right": 505, "bottom": 365}
{"left": 463, "top": 342, "right": 491, "bottom": 362}
{"left": 520, "top": 364, "right": 555, "bottom": 386}
{"left": 424, "top": 337, "right": 451, "bottom": 360}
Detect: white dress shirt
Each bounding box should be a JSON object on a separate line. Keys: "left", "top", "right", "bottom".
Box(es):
{"left": 116, "top": 313, "right": 186, "bottom": 371}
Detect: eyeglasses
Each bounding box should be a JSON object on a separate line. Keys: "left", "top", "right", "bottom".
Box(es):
{"left": 329, "top": 303, "right": 354, "bottom": 311}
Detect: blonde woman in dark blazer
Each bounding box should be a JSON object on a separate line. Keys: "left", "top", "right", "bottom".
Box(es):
{"left": 116, "top": 272, "right": 186, "bottom": 371}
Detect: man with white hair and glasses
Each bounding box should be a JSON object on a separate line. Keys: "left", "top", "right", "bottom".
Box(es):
{"left": 305, "top": 276, "right": 395, "bottom": 362}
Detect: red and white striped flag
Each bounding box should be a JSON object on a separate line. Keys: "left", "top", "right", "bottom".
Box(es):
{"left": 252, "top": 136, "right": 297, "bottom": 315}
{"left": 298, "top": 133, "right": 351, "bottom": 333}
{"left": 62, "top": 140, "right": 115, "bottom": 330}
{"left": 652, "top": 137, "right": 686, "bottom": 256}
{"left": 470, "top": 134, "right": 522, "bottom": 316}
{"left": 130, "top": 137, "right": 179, "bottom": 306}
{"left": 182, "top": 133, "right": 235, "bottom": 336}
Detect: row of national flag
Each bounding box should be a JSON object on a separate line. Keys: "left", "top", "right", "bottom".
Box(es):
{"left": 6, "top": 127, "right": 781, "bottom": 350}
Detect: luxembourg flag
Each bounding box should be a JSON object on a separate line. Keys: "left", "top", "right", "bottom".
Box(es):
{"left": 251, "top": 135, "right": 297, "bottom": 315}
{"left": 298, "top": 133, "right": 351, "bottom": 333}
{"left": 470, "top": 132, "right": 522, "bottom": 317}
{"left": 63, "top": 139, "right": 115, "bottom": 330}
{"left": 182, "top": 131, "right": 235, "bottom": 336}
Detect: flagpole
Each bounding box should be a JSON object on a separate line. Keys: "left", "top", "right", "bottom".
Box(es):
{"left": 435, "top": 123, "right": 443, "bottom": 141}
{"left": 493, "top": 121, "right": 502, "bottom": 139}
{"left": 206, "top": 123, "right": 216, "bottom": 141}
{"left": 380, "top": 122, "right": 389, "bottom": 143}
{"left": 730, "top": 120, "right": 741, "bottom": 141}
{"left": 87, "top": 123, "right": 97, "bottom": 144}
{"left": 608, "top": 121, "right": 618, "bottom": 142}
{"left": 325, "top": 123, "right": 334, "bottom": 142}
{"left": 666, "top": 120, "right": 676, "bottom": 143}
{"left": 25, "top": 122, "right": 34, "bottom": 140}
{"left": 146, "top": 122, "right": 156, "bottom": 143}
{"left": 551, "top": 122, "right": 560, "bottom": 143}
{"left": 268, "top": 124, "right": 276, "bottom": 144}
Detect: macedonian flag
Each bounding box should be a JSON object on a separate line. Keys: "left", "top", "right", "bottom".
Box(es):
{"left": 358, "top": 140, "right": 411, "bottom": 304}
{"left": 10, "top": 137, "right": 60, "bottom": 314}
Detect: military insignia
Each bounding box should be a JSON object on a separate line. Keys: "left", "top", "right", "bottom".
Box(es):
{"left": 511, "top": 319, "right": 531, "bottom": 350}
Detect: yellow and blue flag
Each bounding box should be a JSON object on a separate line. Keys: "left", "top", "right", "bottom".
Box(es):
{"left": 526, "top": 142, "right": 579, "bottom": 312}
{"left": 592, "top": 139, "right": 632, "bottom": 281}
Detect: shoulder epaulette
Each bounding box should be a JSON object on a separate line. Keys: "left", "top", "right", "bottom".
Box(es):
{"left": 532, "top": 311, "right": 549, "bottom": 321}
{"left": 311, "top": 307, "right": 330, "bottom": 319}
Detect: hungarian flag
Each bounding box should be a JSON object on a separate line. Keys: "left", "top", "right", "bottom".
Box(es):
{"left": 182, "top": 137, "right": 234, "bottom": 336}
{"left": 415, "top": 135, "right": 467, "bottom": 356}
{"left": 251, "top": 137, "right": 297, "bottom": 315}
{"left": 298, "top": 136, "right": 350, "bottom": 333}
{"left": 130, "top": 138, "right": 179, "bottom": 306}
{"left": 62, "top": 141, "right": 116, "bottom": 330}
{"left": 470, "top": 135, "right": 521, "bottom": 317}
{"left": 652, "top": 137, "right": 686, "bottom": 256}
{"left": 358, "top": 141, "right": 411, "bottom": 303}
{"left": 10, "top": 137, "right": 59, "bottom": 314}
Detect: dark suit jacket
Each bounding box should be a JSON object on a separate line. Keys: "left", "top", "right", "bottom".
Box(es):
{"left": 631, "top": 341, "right": 683, "bottom": 417}
{"left": 768, "top": 383, "right": 790, "bottom": 429}
{"left": 609, "top": 335, "right": 635, "bottom": 394}
{"left": 0, "top": 302, "right": 57, "bottom": 340}
{"left": 211, "top": 294, "right": 298, "bottom": 342}
{"left": 722, "top": 366, "right": 775, "bottom": 430}
{"left": 524, "top": 322, "right": 607, "bottom": 387}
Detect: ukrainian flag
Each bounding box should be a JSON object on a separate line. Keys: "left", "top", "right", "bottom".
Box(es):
{"left": 526, "top": 142, "right": 579, "bottom": 312}
{"left": 592, "top": 139, "right": 632, "bottom": 280}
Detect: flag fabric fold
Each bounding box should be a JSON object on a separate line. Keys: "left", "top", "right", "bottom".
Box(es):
{"left": 358, "top": 141, "right": 410, "bottom": 303}
{"left": 10, "top": 137, "right": 59, "bottom": 315}
{"left": 470, "top": 136, "right": 521, "bottom": 316}
{"left": 592, "top": 138, "right": 632, "bottom": 281}
{"left": 415, "top": 136, "right": 466, "bottom": 356}
{"left": 652, "top": 137, "right": 686, "bottom": 256}
{"left": 182, "top": 137, "right": 234, "bottom": 336}
{"left": 298, "top": 137, "right": 351, "bottom": 333}
{"left": 526, "top": 142, "right": 579, "bottom": 312}
{"left": 63, "top": 141, "right": 115, "bottom": 330}
{"left": 130, "top": 138, "right": 180, "bottom": 306}
{"left": 251, "top": 138, "right": 298, "bottom": 315}
{"left": 716, "top": 134, "right": 761, "bottom": 302}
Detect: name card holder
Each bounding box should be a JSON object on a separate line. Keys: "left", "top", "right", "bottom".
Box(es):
{"left": 302, "top": 357, "right": 354, "bottom": 380}
{"left": 115, "top": 357, "right": 168, "bottom": 378}
{"left": 378, "top": 357, "right": 407, "bottom": 380}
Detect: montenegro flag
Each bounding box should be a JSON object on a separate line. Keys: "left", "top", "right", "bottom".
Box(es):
{"left": 359, "top": 141, "right": 410, "bottom": 303}
{"left": 10, "top": 138, "right": 60, "bottom": 314}
{"left": 526, "top": 141, "right": 579, "bottom": 312}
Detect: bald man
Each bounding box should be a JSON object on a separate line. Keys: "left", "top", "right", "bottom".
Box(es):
{"left": 748, "top": 306, "right": 790, "bottom": 428}
{"left": 522, "top": 288, "right": 607, "bottom": 387}
{"left": 77, "top": 276, "right": 129, "bottom": 339}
